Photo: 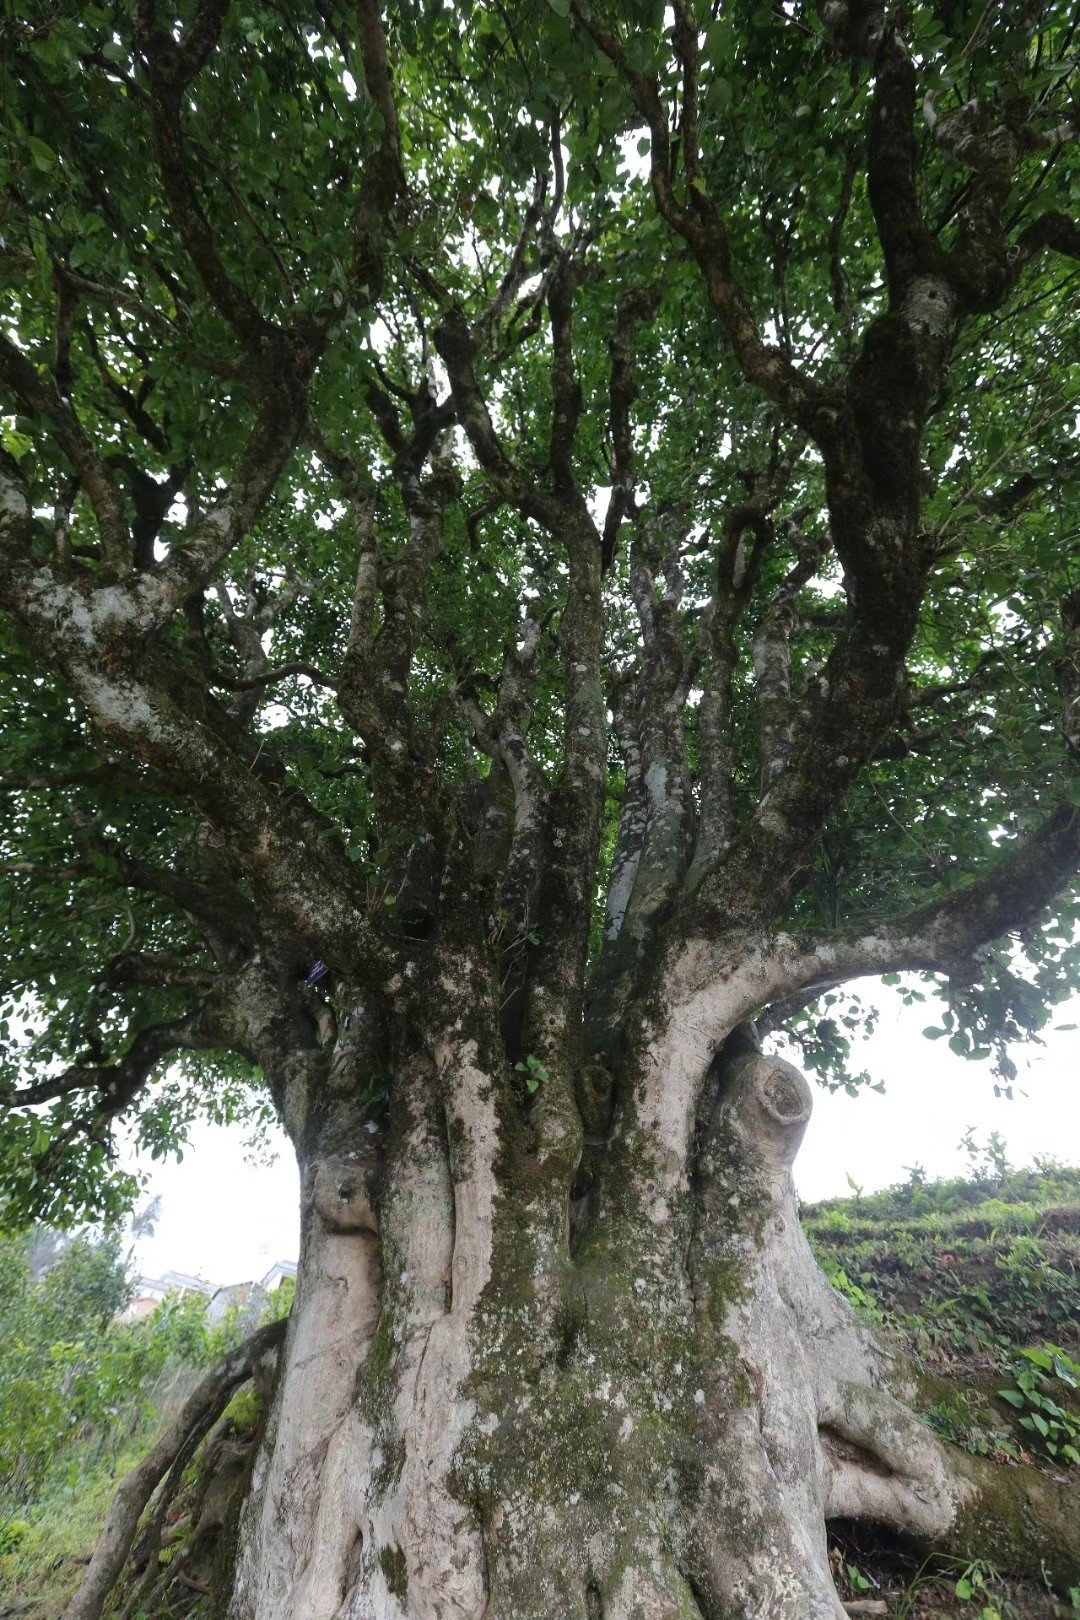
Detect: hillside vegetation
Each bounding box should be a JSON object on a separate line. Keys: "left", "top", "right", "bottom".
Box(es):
{"left": 804, "top": 1156, "right": 1080, "bottom": 1617}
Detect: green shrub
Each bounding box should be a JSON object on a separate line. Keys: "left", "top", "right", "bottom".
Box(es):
{"left": 997, "top": 1345, "right": 1080, "bottom": 1464}
{"left": 0, "top": 1223, "right": 243, "bottom": 1523}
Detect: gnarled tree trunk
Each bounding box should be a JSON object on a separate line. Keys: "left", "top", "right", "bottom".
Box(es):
{"left": 223, "top": 1001, "right": 1079, "bottom": 1620}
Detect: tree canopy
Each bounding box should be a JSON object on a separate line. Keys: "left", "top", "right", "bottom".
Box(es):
{"left": 1, "top": 0, "right": 1078, "bottom": 1228}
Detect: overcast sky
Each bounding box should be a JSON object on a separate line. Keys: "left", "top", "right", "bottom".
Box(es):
{"left": 129, "top": 981, "right": 1080, "bottom": 1285}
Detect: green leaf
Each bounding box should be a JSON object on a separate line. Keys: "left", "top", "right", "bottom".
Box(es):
{"left": 711, "top": 77, "right": 733, "bottom": 112}
{"left": 27, "top": 137, "right": 57, "bottom": 172}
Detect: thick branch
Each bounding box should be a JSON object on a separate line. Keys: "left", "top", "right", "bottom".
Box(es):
{"left": 760, "top": 800, "right": 1080, "bottom": 1009}
{"left": 491, "top": 616, "right": 549, "bottom": 938}
{"left": 354, "top": 0, "right": 403, "bottom": 180}
{"left": 688, "top": 445, "right": 808, "bottom": 886}
{"left": 434, "top": 310, "right": 558, "bottom": 528}
{"left": 7, "top": 1016, "right": 210, "bottom": 1130}
{"left": 867, "top": 31, "right": 939, "bottom": 296}
{"left": 752, "top": 535, "right": 828, "bottom": 792}
{"left": 0, "top": 245, "right": 245, "bottom": 380}
{"left": 1017, "top": 209, "right": 1080, "bottom": 263}
{"left": 135, "top": 1, "right": 277, "bottom": 349}
{"left": 602, "top": 686, "right": 646, "bottom": 944}
{"left": 126, "top": 386, "right": 310, "bottom": 629}
{"left": 547, "top": 254, "right": 584, "bottom": 498}
{"left": 4, "top": 568, "right": 395, "bottom": 988}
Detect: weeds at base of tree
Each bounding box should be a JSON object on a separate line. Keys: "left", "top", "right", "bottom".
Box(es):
{"left": 0, "top": 1443, "right": 150, "bottom": 1619}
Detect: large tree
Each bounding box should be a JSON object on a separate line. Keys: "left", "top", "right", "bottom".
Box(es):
{"left": 1, "top": 1, "right": 1079, "bottom": 1614}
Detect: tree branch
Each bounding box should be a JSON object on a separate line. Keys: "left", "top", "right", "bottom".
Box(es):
{"left": 127, "top": 388, "right": 311, "bottom": 628}
{"left": 135, "top": 1, "right": 278, "bottom": 350}
{"left": 759, "top": 801, "right": 1080, "bottom": 1009}
{"left": 0, "top": 332, "right": 130, "bottom": 575}
{"left": 8, "top": 1017, "right": 209, "bottom": 1122}
{"left": 603, "top": 285, "right": 660, "bottom": 572}
{"left": 547, "top": 253, "right": 584, "bottom": 498}
{"left": 1017, "top": 209, "right": 1080, "bottom": 263}
{"left": 866, "top": 30, "right": 939, "bottom": 296}
{"left": 752, "top": 533, "right": 828, "bottom": 792}
{"left": 570, "top": 1, "right": 830, "bottom": 436}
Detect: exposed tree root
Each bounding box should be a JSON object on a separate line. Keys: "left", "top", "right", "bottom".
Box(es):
{"left": 918, "top": 1445, "right": 1080, "bottom": 1588}
{"left": 60, "top": 1318, "right": 285, "bottom": 1620}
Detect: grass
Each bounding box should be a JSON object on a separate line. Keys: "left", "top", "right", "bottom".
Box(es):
{"left": 804, "top": 1160, "right": 1080, "bottom": 1376}
{"left": 0, "top": 1439, "right": 149, "bottom": 1617}
{"left": 805, "top": 1160, "right": 1080, "bottom": 1617}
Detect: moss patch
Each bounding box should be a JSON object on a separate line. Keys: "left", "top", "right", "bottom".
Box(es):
{"left": 379, "top": 1541, "right": 408, "bottom": 1602}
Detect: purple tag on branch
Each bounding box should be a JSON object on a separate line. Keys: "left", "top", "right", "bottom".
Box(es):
{"left": 306, "top": 960, "right": 330, "bottom": 989}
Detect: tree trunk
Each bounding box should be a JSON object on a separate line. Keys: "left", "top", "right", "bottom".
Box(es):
{"left": 223, "top": 1010, "right": 1080, "bottom": 1620}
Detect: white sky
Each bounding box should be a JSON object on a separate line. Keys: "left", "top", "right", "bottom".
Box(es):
{"left": 129, "top": 984, "right": 1080, "bottom": 1285}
